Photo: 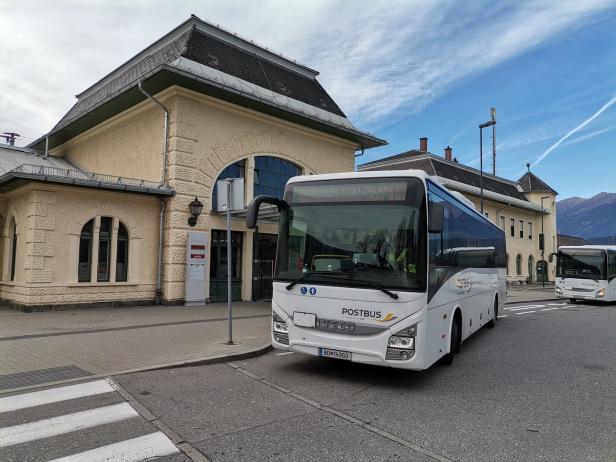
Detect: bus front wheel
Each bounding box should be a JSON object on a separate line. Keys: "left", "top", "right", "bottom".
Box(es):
{"left": 442, "top": 314, "right": 461, "bottom": 365}
{"left": 487, "top": 298, "right": 498, "bottom": 328}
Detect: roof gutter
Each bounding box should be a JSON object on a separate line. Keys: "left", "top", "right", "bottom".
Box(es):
{"left": 137, "top": 80, "right": 168, "bottom": 186}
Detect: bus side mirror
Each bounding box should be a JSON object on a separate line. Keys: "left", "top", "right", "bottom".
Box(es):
{"left": 246, "top": 195, "right": 288, "bottom": 229}
{"left": 429, "top": 202, "right": 444, "bottom": 233}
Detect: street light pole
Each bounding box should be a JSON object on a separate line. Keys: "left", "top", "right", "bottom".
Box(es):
{"left": 479, "top": 119, "right": 496, "bottom": 215}
{"left": 540, "top": 195, "right": 550, "bottom": 287}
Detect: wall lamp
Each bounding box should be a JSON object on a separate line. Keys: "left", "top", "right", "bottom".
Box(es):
{"left": 188, "top": 196, "right": 204, "bottom": 226}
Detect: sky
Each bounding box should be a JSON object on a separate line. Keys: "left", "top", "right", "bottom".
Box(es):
{"left": 1, "top": 0, "right": 615, "bottom": 200}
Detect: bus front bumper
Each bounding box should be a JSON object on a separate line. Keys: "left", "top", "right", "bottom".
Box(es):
{"left": 272, "top": 310, "right": 429, "bottom": 370}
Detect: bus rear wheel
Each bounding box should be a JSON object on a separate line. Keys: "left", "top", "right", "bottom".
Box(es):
{"left": 442, "top": 314, "right": 461, "bottom": 365}
{"left": 570, "top": 298, "right": 576, "bottom": 303}
{"left": 487, "top": 298, "right": 498, "bottom": 328}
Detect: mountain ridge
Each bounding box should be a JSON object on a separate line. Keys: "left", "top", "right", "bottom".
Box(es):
{"left": 556, "top": 192, "right": 616, "bottom": 241}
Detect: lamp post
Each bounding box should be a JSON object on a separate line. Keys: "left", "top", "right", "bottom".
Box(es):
{"left": 540, "top": 195, "right": 550, "bottom": 287}
{"left": 479, "top": 119, "right": 496, "bottom": 214}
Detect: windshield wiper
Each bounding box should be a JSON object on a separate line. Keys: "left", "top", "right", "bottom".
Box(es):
{"left": 286, "top": 271, "right": 399, "bottom": 299}
{"left": 285, "top": 271, "right": 331, "bottom": 290}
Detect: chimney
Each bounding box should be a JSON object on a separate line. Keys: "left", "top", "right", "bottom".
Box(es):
{"left": 444, "top": 146, "right": 452, "bottom": 161}
{"left": 419, "top": 137, "right": 428, "bottom": 153}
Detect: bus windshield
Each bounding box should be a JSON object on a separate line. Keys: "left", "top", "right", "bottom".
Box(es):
{"left": 557, "top": 249, "right": 606, "bottom": 280}
{"left": 275, "top": 178, "right": 427, "bottom": 291}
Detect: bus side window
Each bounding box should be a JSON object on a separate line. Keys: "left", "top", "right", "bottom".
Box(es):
{"left": 609, "top": 252, "right": 616, "bottom": 280}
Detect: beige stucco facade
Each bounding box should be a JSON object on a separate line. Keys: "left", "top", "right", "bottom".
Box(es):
{"left": 0, "top": 86, "right": 357, "bottom": 308}
{"left": 467, "top": 193, "right": 557, "bottom": 283}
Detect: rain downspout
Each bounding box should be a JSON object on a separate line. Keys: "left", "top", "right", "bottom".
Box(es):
{"left": 138, "top": 80, "right": 169, "bottom": 304}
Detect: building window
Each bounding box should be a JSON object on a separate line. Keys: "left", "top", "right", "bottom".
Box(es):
{"left": 212, "top": 160, "right": 245, "bottom": 211}
{"left": 97, "top": 217, "right": 112, "bottom": 282}
{"left": 500, "top": 216, "right": 505, "bottom": 231}
{"left": 78, "top": 217, "right": 130, "bottom": 283}
{"left": 9, "top": 219, "right": 17, "bottom": 281}
{"left": 528, "top": 222, "right": 533, "bottom": 239}
{"left": 519, "top": 220, "right": 524, "bottom": 238}
{"left": 484, "top": 212, "right": 489, "bottom": 220}
{"left": 506, "top": 254, "right": 509, "bottom": 275}
{"left": 116, "top": 223, "right": 129, "bottom": 282}
{"left": 254, "top": 156, "right": 301, "bottom": 199}
{"left": 510, "top": 218, "right": 515, "bottom": 237}
{"left": 516, "top": 254, "right": 522, "bottom": 275}
{"left": 78, "top": 219, "right": 94, "bottom": 282}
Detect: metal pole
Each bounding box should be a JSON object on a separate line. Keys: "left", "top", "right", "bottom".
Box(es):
{"left": 227, "top": 179, "right": 234, "bottom": 344}
{"left": 541, "top": 197, "right": 545, "bottom": 288}
{"left": 480, "top": 127, "right": 484, "bottom": 214}
{"left": 492, "top": 123, "right": 496, "bottom": 176}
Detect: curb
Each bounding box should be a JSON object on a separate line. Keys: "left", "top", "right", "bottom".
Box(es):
{"left": 0, "top": 342, "right": 273, "bottom": 395}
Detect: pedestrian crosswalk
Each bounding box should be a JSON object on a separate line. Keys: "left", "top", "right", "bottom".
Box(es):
{"left": 500, "top": 302, "right": 578, "bottom": 318}
{"left": 0, "top": 379, "right": 181, "bottom": 461}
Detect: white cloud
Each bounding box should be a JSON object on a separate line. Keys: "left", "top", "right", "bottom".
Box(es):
{"left": 0, "top": 0, "right": 613, "bottom": 145}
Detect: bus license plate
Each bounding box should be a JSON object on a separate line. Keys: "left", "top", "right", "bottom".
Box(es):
{"left": 319, "top": 348, "right": 352, "bottom": 361}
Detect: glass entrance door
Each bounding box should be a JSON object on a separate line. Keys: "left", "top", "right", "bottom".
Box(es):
{"left": 252, "top": 233, "right": 277, "bottom": 301}
{"left": 210, "top": 230, "right": 243, "bottom": 303}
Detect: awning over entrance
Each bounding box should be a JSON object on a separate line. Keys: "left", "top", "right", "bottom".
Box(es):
{"left": 213, "top": 203, "right": 280, "bottom": 224}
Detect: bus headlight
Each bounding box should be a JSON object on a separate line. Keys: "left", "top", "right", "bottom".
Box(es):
{"left": 555, "top": 287, "right": 563, "bottom": 294}
{"left": 596, "top": 288, "right": 605, "bottom": 298}
{"left": 273, "top": 313, "right": 289, "bottom": 345}
{"left": 386, "top": 324, "right": 417, "bottom": 361}
{"left": 387, "top": 336, "right": 414, "bottom": 349}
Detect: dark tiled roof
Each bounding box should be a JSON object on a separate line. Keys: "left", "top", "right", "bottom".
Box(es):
{"left": 518, "top": 171, "right": 557, "bottom": 194}
{"left": 359, "top": 152, "right": 528, "bottom": 201}
{"left": 183, "top": 31, "right": 345, "bottom": 117}
{"left": 53, "top": 18, "right": 345, "bottom": 132}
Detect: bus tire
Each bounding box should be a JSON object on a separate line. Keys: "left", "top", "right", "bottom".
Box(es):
{"left": 569, "top": 298, "right": 576, "bottom": 303}
{"left": 487, "top": 297, "right": 498, "bottom": 328}
{"left": 442, "top": 313, "right": 461, "bottom": 365}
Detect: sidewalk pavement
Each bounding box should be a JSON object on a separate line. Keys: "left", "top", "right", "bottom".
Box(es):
{"left": 0, "top": 302, "right": 271, "bottom": 393}
{"left": 505, "top": 287, "right": 559, "bottom": 304}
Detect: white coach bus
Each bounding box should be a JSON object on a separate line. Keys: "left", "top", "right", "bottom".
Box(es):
{"left": 556, "top": 245, "right": 616, "bottom": 302}
{"left": 247, "top": 171, "right": 507, "bottom": 370}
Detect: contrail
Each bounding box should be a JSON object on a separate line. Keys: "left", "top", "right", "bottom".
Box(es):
{"left": 525, "top": 95, "right": 616, "bottom": 172}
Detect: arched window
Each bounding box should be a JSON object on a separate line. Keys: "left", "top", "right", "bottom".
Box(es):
{"left": 516, "top": 254, "right": 522, "bottom": 276}
{"left": 78, "top": 219, "right": 94, "bottom": 282}
{"left": 212, "top": 160, "right": 245, "bottom": 211}
{"left": 78, "top": 217, "right": 130, "bottom": 283}
{"left": 9, "top": 218, "right": 17, "bottom": 281}
{"left": 116, "top": 223, "right": 129, "bottom": 282}
{"left": 528, "top": 255, "right": 535, "bottom": 282}
{"left": 254, "top": 156, "right": 301, "bottom": 199}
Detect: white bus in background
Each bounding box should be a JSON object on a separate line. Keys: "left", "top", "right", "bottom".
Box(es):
{"left": 247, "top": 171, "right": 507, "bottom": 370}
{"left": 556, "top": 245, "right": 616, "bottom": 302}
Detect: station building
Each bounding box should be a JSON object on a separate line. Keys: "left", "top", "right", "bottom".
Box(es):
{"left": 358, "top": 138, "right": 558, "bottom": 284}
{"left": 0, "top": 15, "right": 384, "bottom": 309}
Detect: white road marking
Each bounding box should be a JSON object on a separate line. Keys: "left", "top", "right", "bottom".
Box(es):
{"left": 541, "top": 307, "right": 560, "bottom": 311}
{"left": 48, "top": 432, "right": 179, "bottom": 462}
{"left": 505, "top": 304, "right": 545, "bottom": 311}
{"left": 0, "top": 380, "right": 114, "bottom": 413}
{"left": 0, "top": 402, "right": 138, "bottom": 447}
{"left": 514, "top": 310, "right": 536, "bottom": 315}
{"left": 507, "top": 306, "right": 545, "bottom": 311}
{"left": 547, "top": 303, "right": 566, "bottom": 306}
{"left": 498, "top": 315, "right": 508, "bottom": 318}
{"left": 276, "top": 352, "right": 295, "bottom": 356}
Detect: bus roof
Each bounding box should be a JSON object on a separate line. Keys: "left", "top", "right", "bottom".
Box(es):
{"left": 558, "top": 245, "right": 616, "bottom": 251}
{"left": 286, "top": 170, "right": 434, "bottom": 185}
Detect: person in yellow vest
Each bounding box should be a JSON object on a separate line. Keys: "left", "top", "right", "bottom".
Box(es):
{"left": 386, "top": 246, "right": 416, "bottom": 273}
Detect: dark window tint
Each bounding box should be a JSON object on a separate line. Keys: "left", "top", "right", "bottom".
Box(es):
{"left": 78, "top": 219, "right": 93, "bottom": 282}
{"left": 97, "top": 217, "right": 112, "bottom": 282}
{"left": 116, "top": 223, "right": 129, "bottom": 282}
{"left": 427, "top": 183, "right": 505, "bottom": 300}
{"left": 608, "top": 251, "right": 616, "bottom": 279}
{"left": 212, "top": 160, "right": 245, "bottom": 211}
{"left": 254, "top": 156, "right": 301, "bottom": 200}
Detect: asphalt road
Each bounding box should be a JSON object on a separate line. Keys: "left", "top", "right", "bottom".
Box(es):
{"left": 2, "top": 300, "right": 614, "bottom": 461}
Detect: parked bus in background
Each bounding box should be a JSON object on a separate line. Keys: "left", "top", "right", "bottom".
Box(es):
{"left": 556, "top": 245, "right": 616, "bottom": 302}
{"left": 247, "top": 171, "right": 506, "bottom": 370}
